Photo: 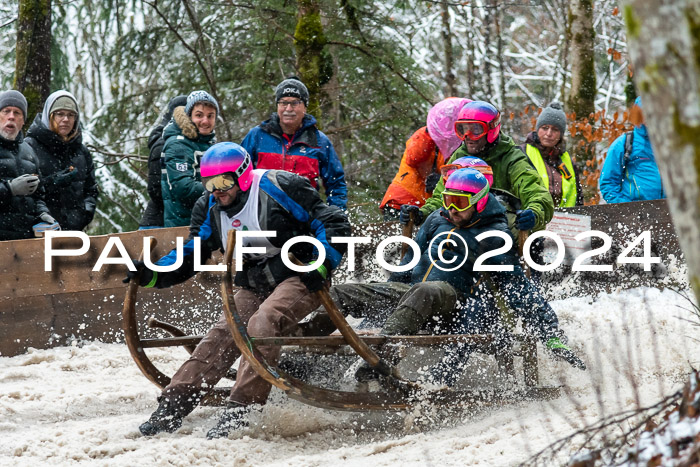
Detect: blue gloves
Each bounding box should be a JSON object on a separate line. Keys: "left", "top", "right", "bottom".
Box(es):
{"left": 515, "top": 209, "right": 536, "bottom": 231}
{"left": 399, "top": 204, "right": 424, "bottom": 225}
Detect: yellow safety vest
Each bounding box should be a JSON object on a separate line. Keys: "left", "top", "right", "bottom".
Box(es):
{"left": 526, "top": 145, "right": 577, "bottom": 207}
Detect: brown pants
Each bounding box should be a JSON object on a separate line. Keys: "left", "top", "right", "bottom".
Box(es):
{"left": 162, "top": 276, "right": 319, "bottom": 411}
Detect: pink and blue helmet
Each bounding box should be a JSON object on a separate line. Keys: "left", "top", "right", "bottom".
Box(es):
{"left": 200, "top": 142, "right": 254, "bottom": 191}
{"left": 456, "top": 101, "right": 501, "bottom": 143}
{"left": 444, "top": 167, "right": 490, "bottom": 212}
{"left": 443, "top": 156, "right": 494, "bottom": 186}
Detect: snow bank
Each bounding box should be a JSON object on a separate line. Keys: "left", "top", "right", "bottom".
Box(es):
{"left": 1, "top": 287, "right": 697, "bottom": 466}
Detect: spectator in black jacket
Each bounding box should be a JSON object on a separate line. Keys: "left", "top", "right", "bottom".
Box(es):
{"left": 139, "top": 95, "right": 187, "bottom": 229}
{"left": 0, "top": 90, "right": 57, "bottom": 240}
{"left": 25, "top": 90, "right": 99, "bottom": 231}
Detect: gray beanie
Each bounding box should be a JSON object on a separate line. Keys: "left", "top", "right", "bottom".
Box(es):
{"left": 0, "top": 90, "right": 28, "bottom": 120}
{"left": 275, "top": 77, "right": 309, "bottom": 106}
{"left": 184, "top": 90, "right": 219, "bottom": 116}
{"left": 536, "top": 102, "right": 567, "bottom": 134}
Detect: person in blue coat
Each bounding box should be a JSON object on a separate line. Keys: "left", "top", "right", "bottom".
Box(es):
{"left": 329, "top": 168, "right": 586, "bottom": 384}
{"left": 599, "top": 97, "right": 665, "bottom": 203}
{"left": 241, "top": 77, "right": 347, "bottom": 210}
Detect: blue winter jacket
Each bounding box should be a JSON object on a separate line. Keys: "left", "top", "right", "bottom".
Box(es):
{"left": 599, "top": 98, "right": 665, "bottom": 203}
{"left": 241, "top": 114, "right": 348, "bottom": 210}
{"left": 388, "top": 195, "right": 559, "bottom": 339}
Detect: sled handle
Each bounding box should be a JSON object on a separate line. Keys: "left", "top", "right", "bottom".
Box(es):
{"left": 400, "top": 211, "right": 415, "bottom": 260}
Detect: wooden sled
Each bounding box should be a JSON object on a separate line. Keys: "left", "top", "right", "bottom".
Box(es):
{"left": 123, "top": 234, "right": 560, "bottom": 412}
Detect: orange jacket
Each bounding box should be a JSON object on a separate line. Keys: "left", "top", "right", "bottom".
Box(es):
{"left": 380, "top": 127, "right": 445, "bottom": 211}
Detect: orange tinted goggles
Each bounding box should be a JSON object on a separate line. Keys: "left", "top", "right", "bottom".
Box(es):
{"left": 440, "top": 164, "right": 493, "bottom": 181}
{"left": 454, "top": 120, "right": 489, "bottom": 141}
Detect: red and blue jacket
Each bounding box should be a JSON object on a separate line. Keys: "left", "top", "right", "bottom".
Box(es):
{"left": 241, "top": 114, "right": 347, "bottom": 210}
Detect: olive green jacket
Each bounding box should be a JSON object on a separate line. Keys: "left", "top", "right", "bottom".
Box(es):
{"left": 420, "top": 134, "right": 554, "bottom": 232}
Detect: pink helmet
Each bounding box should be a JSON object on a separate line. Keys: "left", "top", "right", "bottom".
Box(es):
{"left": 455, "top": 101, "right": 501, "bottom": 144}
{"left": 441, "top": 156, "right": 494, "bottom": 187}
{"left": 444, "top": 168, "right": 490, "bottom": 213}
{"left": 200, "top": 142, "right": 254, "bottom": 191}
{"left": 426, "top": 97, "right": 471, "bottom": 161}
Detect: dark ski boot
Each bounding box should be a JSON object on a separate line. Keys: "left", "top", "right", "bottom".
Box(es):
{"left": 354, "top": 345, "right": 401, "bottom": 383}
{"left": 139, "top": 399, "right": 184, "bottom": 436}
{"left": 206, "top": 403, "right": 250, "bottom": 439}
{"left": 546, "top": 337, "right": 586, "bottom": 370}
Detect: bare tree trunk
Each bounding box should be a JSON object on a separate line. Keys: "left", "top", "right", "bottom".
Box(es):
{"left": 295, "top": 0, "right": 327, "bottom": 120}
{"left": 567, "top": 0, "right": 596, "bottom": 120}
{"left": 621, "top": 0, "right": 700, "bottom": 300}
{"left": 466, "top": 3, "right": 475, "bottom": 96}
{"left": 482, "top": 4, "right": 494, "bottom": 98}
{"left": 441, "top": 0, "right": 456, "bottom": 97}
{"left": 494, "top": 0, "right": 507, "bottom": 110}
{"left": 14, "top": 0, "right": 51, "bottom": 128}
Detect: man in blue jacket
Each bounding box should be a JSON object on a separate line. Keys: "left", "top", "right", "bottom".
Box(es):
{"left": 330, "top": 168, "right": 585, "bottom": 384}
{"left": 241, "top": 77, "right": 348, "bottom": 210}
{"left": 599, "top": 97, "right": 665, "bottom": 203}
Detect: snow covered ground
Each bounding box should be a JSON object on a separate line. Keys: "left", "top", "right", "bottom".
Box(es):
{"left": 1, "top": 286, "right": 698, "bottom": 466}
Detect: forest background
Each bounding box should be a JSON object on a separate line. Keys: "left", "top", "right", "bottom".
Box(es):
{"left": 0, "top": 0, "right": 633, "bottom": 234}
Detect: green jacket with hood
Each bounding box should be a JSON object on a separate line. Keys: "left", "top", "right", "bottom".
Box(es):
{"left": 420, "top": 133, "right": 554, "bottom": 233}
{"left": 161, "top": 106, "right": 215, "bottom": 227}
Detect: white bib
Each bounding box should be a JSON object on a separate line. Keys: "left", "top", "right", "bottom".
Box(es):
{"left": 219, "top": 169, "right": 281, "bottom": 260}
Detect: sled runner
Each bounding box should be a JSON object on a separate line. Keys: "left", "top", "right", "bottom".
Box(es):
{"left": 123, "top": 233, "right": 561, "bottom": 411}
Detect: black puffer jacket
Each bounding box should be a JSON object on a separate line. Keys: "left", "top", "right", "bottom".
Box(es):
{"left": 25, "top": 115, "right": 99, "bottom": 231}
{"left": 0, "top": 132, "right": 51, "bottom": 240}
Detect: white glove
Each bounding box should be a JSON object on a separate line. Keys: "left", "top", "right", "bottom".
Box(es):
{"left": 8, "top": 174, "right": 39, "bottom": 196}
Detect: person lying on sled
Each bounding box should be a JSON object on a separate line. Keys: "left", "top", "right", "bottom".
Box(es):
{"left": 327, "top": 167, "right": 585, "bottom": 385}
{"left": 124, "top": 142, "right": 350, "bottom": 439}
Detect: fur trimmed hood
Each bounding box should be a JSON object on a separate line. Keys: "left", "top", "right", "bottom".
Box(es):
{"left": 172, "top": 106, "right": 198, "bottom": 140}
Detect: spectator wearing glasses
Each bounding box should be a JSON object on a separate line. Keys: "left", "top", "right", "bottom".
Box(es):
{"left": 161, "top": 90, "right": 218, "bottom": 227}
{"left": 329, "top": 168, "right": 584, "bottom": 385}
{"left": 241, "top": 76, "right": 347, "bottom": 210}
{"left": 402, "top": 100, "right": 553, "bottom": 238}
{"left": 25, "top": 90, "right": 97, "bottom": 232}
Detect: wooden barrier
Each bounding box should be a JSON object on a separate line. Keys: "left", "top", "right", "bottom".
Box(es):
{"left": 0, "top": 228, "right": 222, "bottom": 357}
{"left": 0, "top": 199, "right": 686, "bottom": 357}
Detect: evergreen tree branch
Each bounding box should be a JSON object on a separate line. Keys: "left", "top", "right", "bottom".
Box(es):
{"left": 326, "top": 40, "right": 433, "bottom": 104}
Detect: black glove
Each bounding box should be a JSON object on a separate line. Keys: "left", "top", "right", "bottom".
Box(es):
{"left": 515, "top": 209, "right": 536, "bottom": 231}
{"left": 50, "top": 167, "right": 78, "bottom": 187}
{"left": 425, "top": 172, "right": 441, "bottom": 194}
{"left": 84, "top": 197, "right": 97, "bottom": 224}
{"left": 399, "top": 204, "right": 424, "bottom": 225}
{"left": 122, "top": 259, "right": 156, "bottom": 287}
{"left": 300, "top": 264, "right": 328, "bottom": 293}
{"left": 8, "top": 174, "right": 39, "bottom": 196}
